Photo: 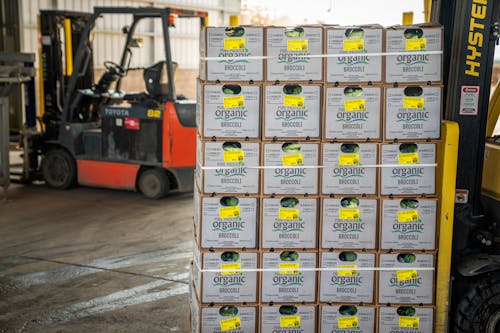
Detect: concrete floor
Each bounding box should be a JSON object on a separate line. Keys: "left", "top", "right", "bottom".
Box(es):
{"left": 0, "top": 184, "right": 194, "bottom": 333}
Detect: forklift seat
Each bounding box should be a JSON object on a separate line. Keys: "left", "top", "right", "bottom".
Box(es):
{"left": 143, "top": 61, "right": 177, "bottom": 98}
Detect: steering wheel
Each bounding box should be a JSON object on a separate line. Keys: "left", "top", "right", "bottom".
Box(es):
{"left": 104, "top": 61, "right": 125, "bottom": 77}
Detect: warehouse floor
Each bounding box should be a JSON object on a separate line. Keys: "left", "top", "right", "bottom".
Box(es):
{"left": 0, "top": 184, "right": 193, "bottom": 333}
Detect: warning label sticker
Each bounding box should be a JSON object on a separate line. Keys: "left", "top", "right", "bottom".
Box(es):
{"left": 459, "top": 86, "right": 480, "bottom": 116}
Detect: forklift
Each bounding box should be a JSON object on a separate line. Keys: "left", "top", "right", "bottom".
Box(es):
{"left": 26, "top": 7, "right": 207, "bottom": 199}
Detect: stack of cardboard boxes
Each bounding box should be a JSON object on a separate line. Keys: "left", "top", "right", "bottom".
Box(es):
{"left": 191, "top": 23, "right": 442, "bottom": 333}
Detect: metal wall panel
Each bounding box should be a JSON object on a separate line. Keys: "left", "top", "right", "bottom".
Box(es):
{"left": 19, "top": 0, "right": 237, "bottom": 69}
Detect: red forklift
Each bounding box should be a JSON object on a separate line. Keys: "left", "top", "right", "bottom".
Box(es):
{"left": 27, "top": 7, "right": 206, "bottom": 198}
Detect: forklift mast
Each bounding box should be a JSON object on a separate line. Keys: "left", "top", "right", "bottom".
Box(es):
{"left": 39, "top": 10, "right": 94, "bottom": 140}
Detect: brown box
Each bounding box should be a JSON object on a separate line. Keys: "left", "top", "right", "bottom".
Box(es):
{"left": 377, "top": 251, "right": 436, "bottom": 305}
{"left": 325, "top": 25, "right": 384, "bottom": 84}
{"left": 320, "top": 196, "right": 378, "bottom": 250}
{"left": 263, "top": 83, "right": 322, "bottom": 141}
{"left": 262, "top": 141, "right": 320, "bottom": 195}
{"left": 196, "top": 137, "right": 261, "bottom": 195}
{"left": 265, "top": 25, "right": 324, "bottom": 82}
{"left": 383, "top": 85, "right": 443, "bottom": 141}
{"left": 323, "top": 84, "right": 383, "bottom": 141}
{"left": 384, "top": 23, "right": 443, "bottom": 84}
{"left": 189, "top": 285, "right": 258, "bottom": 333}
{"left": 379, "top": 142, "right": 437, "bottom": 197}
{"left": 377, "top": 305, "right": 434, "bottom": 333}
{"left": 321, "top": 142, "right": 379, "bottom": 196}
{"left": 196, "top": 81, "right": 261, "bottom": 140}
{"left": 260, "top": 195, "right": 319, "bottom": 250}
{"left": 379, "top": 197, "right": 438, "bottom": 251}
{"left": 199, "top": 26, "right": 264, "bottom": 82}
{"left": 260, "top": 250, "right": 318, "bottom": 303}
{"left": 192, "top": 245, "right": 259, "bottom": 304}
{"left": 319, "top": 250, "right": 376, "bottom": 304}
{"left": 193, "top": 190, "right": 259, "bottom": 250}
{"left": 260, "top": 304, "right": 317, "bottom": 332}
{"left": 320, "top": 304, "right": 376, "bottom": 333}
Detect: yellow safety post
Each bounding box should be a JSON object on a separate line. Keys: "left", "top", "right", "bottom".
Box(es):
{"left": 434, "top": 121, "right": 459, "bottom": 332}
{"left": 424, "top": 0, "right": 433, "bottom": 23}
{"left": 64, "top": 18, "right": 73, "bottom": 76}
{"left": 37, "top": 15, "right": 45, "bottom": 121}
{"left": 229, "top": 15, "right": 239, "bottom": 26}
{"left": 403, "top": 12, "right": 414, "bottom": 25}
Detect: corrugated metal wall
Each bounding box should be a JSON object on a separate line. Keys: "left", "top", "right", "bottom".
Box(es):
{"left": 19, "top": 0, "right": 239, "bottom": 69}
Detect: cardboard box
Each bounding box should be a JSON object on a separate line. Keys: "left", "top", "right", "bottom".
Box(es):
{"left": 196, "top": 138, "right": 260, "bottom": 194}
{"left": 320, "top": 304, "right": 375, "bottom": 333}
{"left": 380, "top": 143, "right": 436, "bottom": 196}
{"left": 321, "top": 197, "right": 377, "bottom": 250}
{"left": 193, "top": 246, "right": 258, "bottom": 303}
{"left": 197, "top": 82, "right": 261, "bottom": 139}
{"left": 266, "top": 26, "right": 323, "bottom": 82}
{"left": 263, "top": 142, "right": 319, "bottom": 195}
{"left": 260, "top": 304, "right": 316, "bottom": 332}
{"left": 261, "top": 196, "right": 318, "bottom": 249}
{"left": 193, "top": 191, "right": 258, "bottom": 249}
{"left": 263, "top": 84, "right": 321, "bottom": 140}
{"left": 321, "top": 143, "right": 378, "bottom": 195}
{"left": 199, "top": 26, "right": 263, "bottom": 82}
{"left": 261, "top": 251, "right": 317, "bottom": 302}
{"left": 378, "top": 252, "right": 435, "bottom": 304}
{"left": 380, "top": 198, "right": 437, "bottom": 250}
{"left": 324, "top": 85, "right": 382, "bottom": 141}
{"left": 190, "top": 289, "right": 258, "bottom": 333}
{"left": 385, "top": 24, "right": 443, "bottom": 83}
{"left": 384, "top": 85, "right": 442, "bottom": 141}
{"left": 325, "top": 25, "right": 383, "bottom": 83}
{"left": 378, "top": 306, "right": 434, "bottom": 333}
{"left": 319, "top": 251, "right": 375, "bottom": 303}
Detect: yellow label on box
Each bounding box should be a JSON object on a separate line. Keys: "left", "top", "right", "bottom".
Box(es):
{"left": 399, "top": 316, "right": 420, "bottom": 329}
{"left": 397, "top": 269, "right": 419, "bottom": 282}
{"left": 220, "top": 262, "right": 241, "bottom": 275}
{"left": 279, "top": 263, "right": 300, "bottom": 275}
{"left": 338, "top": 316, "right": 359, "bottom": 328}
{"left": 278, "top": 208, "right": 300, "bottom": 220}
{"left": 339, "top": 154, "right": 360, "bottom": 166}
{"left": 219, "top": 206, "right": 240, "bottom": 219}
{"left": 223, "top": 95, "right": 245, "bottom": 109}
{"left": 280, "top": 316, "right": 301, "bottom": 327}
{"left": 398, "top": 210, "right": 419, "bottom": 222}
{"left": 282, "top": 153, "right": 303, "bottom": 166}
{"left": 220, "top": 317, "right": 241, "bottom": 331}
{"left": 337, "top": 265, "right": 359, "bottom": 276}
{"left": 283, "top": 95, "right": 305, "bottom": 108}
{"left": 344, "top": 99, "right": 366, "bottom": 111}
{"left": 398, "top": 152, "right": 419, "bottom": 164}
{"left": 287, "top": 39, "right": 308, "bottom": 51}
{"left": 223, "top": 150, "right": 244, "bottom": 163}
{"left": 343, "top": 39, "right": 365, "bottom": 51}
{"left": 339, "top": 208, "right": 360, "bottom": 220}
{"left": 403, "top": 97, "right": 425, "bottom": 109}
{"left": 405, "top": 38, "right": 427, "bottom": 51}
{"left": 224, "top": 37, "right": 246, "bottom": 50}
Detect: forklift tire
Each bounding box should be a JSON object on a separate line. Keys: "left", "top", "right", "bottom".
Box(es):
{"left": 453, "top": 273, "right": 500, "bottom": 332}
{"left": 138, "top": 168, "right": 169, "bottom": 199}
{"left": 42, "top": 149, "right": 77, "bottom": 190}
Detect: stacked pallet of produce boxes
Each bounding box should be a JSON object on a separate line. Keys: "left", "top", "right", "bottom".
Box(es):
{"left": 192, "top": 22, "right": 442, "bottom": 333}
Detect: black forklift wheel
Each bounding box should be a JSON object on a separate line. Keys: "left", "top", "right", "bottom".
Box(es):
{"left": 453, "top": 273, "right": 500, "bottom": 333}
{"left": 42, "top": 149, "right": 77, "bottom": 190}
{"left": 138, "top": 168, "right": 170, "bottom": 199}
